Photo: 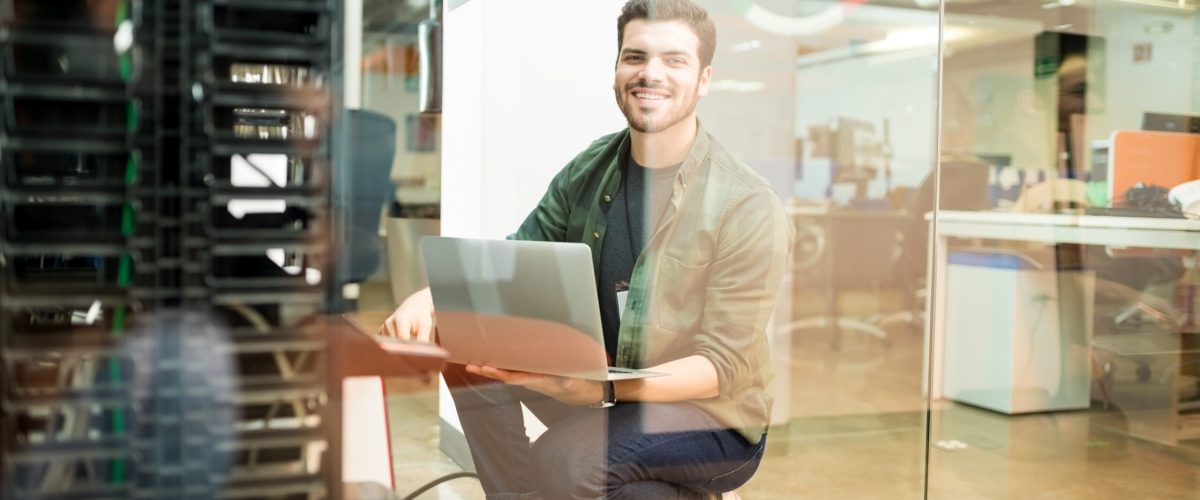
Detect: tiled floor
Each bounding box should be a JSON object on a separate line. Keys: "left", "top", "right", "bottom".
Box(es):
{"left": 367, "top": 280, "right": 1200, "bottom": 499}
{"left": 386, "top": 378, "right": 485, "bottom": 500}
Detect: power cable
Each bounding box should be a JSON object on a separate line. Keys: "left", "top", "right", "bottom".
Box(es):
{"left": 400, "top": 471, "right": 480, "bottom": 500}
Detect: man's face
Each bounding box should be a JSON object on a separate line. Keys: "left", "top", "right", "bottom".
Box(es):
{"left": 614, "top": 20, "right": 712, "bottom": 134}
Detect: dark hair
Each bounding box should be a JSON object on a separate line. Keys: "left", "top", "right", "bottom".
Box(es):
{"left": 617, "top": 0, "right": 716, "bottom": 68}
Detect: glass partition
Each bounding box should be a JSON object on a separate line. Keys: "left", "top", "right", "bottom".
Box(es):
{"left": 695, "top": 0, "right": 940, "bottom": 497}
{"left": 929, "top": 0, "right": 1200, "bottom": 497}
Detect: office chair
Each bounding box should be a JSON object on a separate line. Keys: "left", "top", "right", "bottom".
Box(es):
{"left": 332, "top": 109, "right": 398, "bottom": 308}
{"left": 783, "top": 206, "right": 911, "bottom": 368}
{"left": 849, "top": 161, "right": 996, "bottom": 342}
{"left": 781, "top": 162, "right": 992, "bottom": 354}
{"left": 999, "top": 178, "right": 1185, "bottom": 399}
{"left": 894, "top": 161, "right": 992, "bottom": 289}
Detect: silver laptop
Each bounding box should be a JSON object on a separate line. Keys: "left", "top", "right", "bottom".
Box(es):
{"left": 421, "top": 236, "right": 663, "bottom": 381}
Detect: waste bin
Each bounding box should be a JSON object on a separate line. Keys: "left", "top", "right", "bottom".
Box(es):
{"left": 942, "top": 248, "right": 1095, "bottom": 414}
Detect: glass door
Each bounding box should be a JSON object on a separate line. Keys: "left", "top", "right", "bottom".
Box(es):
{"left": 928, "top": 0, "right": 1200, "bottom": 497}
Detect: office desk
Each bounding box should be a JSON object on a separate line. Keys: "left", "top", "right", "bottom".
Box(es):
{"left": 927, "top": 210, "right": 1200, "bottom": 400}
{"left": 931, "top": 211, "right": 1200, "bottom": 251}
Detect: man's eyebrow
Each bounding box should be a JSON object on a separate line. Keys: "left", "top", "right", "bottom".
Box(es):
{"left": 619, "top": 48, "right": 692, "bottom": 59}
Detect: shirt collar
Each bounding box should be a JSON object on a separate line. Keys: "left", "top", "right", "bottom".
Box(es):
{"left": 677, "top": 119, "right": 711, "bottom": 187}
{"left": 615, "top": 119, "right": 711, "bottom": 184}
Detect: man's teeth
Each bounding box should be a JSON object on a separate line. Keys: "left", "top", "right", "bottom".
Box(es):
{"left": 635, "top": 93, "right": 666, "bottom": 100}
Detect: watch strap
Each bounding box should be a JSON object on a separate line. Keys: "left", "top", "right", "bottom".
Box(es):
{"left": 591, "top": 380, "right": 616, "bottom": 408}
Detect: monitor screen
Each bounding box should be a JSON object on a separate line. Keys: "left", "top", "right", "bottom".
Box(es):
{"left": 1143, "top": 112, "right": 1200, "bottom": 134}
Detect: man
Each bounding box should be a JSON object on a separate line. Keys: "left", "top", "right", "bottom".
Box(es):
{"left": 382, "top": 1, "right": 792, "bottom": 498}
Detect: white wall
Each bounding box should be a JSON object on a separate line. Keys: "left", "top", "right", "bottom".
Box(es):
{"left": 1086, "top": 4, "right": 1196, "bottom": 142}
{"left": 442, "top": 0, "right": 628, "bottom": 241}
{"left": 439, "top": 0, "right": 628, "bottom": 439}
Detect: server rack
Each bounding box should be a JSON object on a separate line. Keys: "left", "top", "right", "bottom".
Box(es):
{"left": 1, "top": 0, "right": 337, "bottom": 498}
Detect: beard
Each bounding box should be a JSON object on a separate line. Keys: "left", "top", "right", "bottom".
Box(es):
{"left": 614, "top": 79, "right": 699, "bottom": 134}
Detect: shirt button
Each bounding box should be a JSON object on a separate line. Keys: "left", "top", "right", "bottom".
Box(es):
{"left": 604, "top": 195, "right": 612, "bottom": 203}
{"left": 593, "top": 232, "right": 601, "bottom": 239}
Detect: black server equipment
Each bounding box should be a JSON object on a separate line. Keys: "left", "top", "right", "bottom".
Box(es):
{"left": 1, "top": 0, "right": 337, "bottom": 498}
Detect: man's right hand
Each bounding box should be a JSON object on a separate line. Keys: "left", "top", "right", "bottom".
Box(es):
{"left": 379, "top": 287, "right": 436, "bottom": 343}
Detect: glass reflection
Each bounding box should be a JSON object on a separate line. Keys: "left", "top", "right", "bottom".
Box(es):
{"left": 930, "top": 0, "right": 1200, "bottom": 497}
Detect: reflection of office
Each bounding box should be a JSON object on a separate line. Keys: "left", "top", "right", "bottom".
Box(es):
{"left": 930, "top": 211, "right": 1200, "bottom": 445}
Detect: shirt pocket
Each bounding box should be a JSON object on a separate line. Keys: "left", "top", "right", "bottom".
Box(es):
{"left": 654, "top": 253, "right": 709, "bottom": 333}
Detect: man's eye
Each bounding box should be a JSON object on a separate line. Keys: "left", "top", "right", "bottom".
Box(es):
{"left": 624, "top": 55, "right": 643, "bottom": 62}
{"left": 668, "top": 58, "right": 686, "bottom": 65}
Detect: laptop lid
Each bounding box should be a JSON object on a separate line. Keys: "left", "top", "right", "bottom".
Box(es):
{"left": 420, "top": 236, "right": 610, "bottom": 379}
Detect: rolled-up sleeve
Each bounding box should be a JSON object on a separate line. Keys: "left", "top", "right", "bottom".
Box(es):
{"left": 693, "top": 185, "right": 794, "bottom": 397}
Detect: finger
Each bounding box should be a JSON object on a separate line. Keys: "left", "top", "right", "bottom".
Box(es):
{"left": 415, "top": 313, "right": 433, "bottom": 343}
{"left": 478, "top": 366, "right": 548, "bottom": 387}
{"left": 387, "top": 315, "right": 404, "bottom": 338}
{"left": 397, "top": 314, "right": 414, "bottom": 340}
{"left": 465, "top": 364, "right": 484, "bottom": 375}
{"left": 380, "top": 314, "right": 397, "bottom": 337}
{"left": 465, "top": 364, "right": 506, "bottom": 382}
{"left": 473, "top": 365, "right": 513, "bottom": 382}
{"left": 468, "top": 362, "right": 516, "bottom": 381}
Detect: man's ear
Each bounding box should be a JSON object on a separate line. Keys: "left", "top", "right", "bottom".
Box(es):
{"left": 697, "top": 65, "right": 713, "bottom": 97}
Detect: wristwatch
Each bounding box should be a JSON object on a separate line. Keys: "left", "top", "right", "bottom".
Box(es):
{"left": 591, "top": 380, "right": 616, "bottom": 408}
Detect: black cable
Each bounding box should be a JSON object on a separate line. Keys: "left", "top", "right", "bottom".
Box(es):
{"left": 401, "top": 471, "right": 480, "bottom": 500}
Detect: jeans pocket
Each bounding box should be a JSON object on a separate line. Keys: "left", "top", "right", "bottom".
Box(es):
{"left": 701, "top": 437, "right": 767, "bottom": 493}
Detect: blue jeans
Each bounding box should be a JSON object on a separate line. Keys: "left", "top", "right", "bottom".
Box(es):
{"left": 443, "top": 363, "right": 766, "bottom": 500}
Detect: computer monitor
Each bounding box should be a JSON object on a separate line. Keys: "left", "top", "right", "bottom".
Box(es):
{"left": 1143, "top": 112, "right": 1200, "bottom": 134}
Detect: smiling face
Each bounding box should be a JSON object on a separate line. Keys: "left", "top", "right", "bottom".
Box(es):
{"left": 614, "top": 20, "right": 712, "bottom": 134}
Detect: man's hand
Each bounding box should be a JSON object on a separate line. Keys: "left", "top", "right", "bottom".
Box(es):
{"left": 466, "top": 364, "right": 604, "bottom": 406}
{"left": 379, "top": 287, "right": 435, "bottom": 343}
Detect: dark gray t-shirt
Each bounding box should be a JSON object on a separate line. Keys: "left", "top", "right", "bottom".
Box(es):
{"left": 597, "top": 157, "right": 680, "bottom": 361}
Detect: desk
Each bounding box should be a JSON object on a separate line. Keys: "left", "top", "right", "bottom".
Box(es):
{"left": 927, "top": 210, "right": 1200, "bottom": 400}
{"left": 926, "top": 209, "right": 1200, "bottom": 441}
{"left": 931, "top": 211, "right": 1200, "bottom": 251}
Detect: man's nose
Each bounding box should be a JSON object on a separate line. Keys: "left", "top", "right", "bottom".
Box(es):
{"left": 637, "top": 58, "right": 666, "bottom": 82}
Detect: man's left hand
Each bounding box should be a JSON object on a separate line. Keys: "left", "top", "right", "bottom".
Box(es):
{"left": 466, "top": 364, "right": 603, "bottom": 406}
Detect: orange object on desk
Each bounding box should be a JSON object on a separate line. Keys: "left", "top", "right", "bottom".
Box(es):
{"left": 1108, "top": 130, "right": 1200, "bottom": 205}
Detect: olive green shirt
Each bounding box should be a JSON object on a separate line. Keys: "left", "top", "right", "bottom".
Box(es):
{"left": 512, "top": 123, "right": 794, "bottom": 443}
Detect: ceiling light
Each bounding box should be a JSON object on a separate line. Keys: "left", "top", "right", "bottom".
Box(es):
{"left": 709, "top": 80, "right": 767, "bottom": 93}
{"left": 732, "top": 40, "right": 763, "bottom": 53}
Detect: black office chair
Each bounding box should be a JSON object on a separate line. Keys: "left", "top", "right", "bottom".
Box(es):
{"left": 331, "top": 109, "right": 398, "bottom": 309}
{"left": 784, "top": 207, "right": 912, "bottom": 359}
{"left": 893, "top": 161, "right": 992, "bottom": 289}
